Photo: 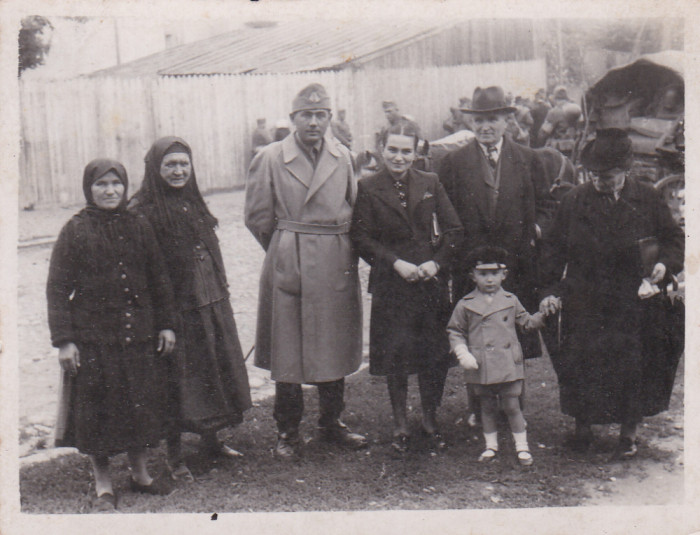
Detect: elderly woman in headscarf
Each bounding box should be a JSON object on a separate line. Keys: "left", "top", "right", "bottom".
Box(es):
{"left": 48, "top": 159, "right": 177, "bottom": 511}
{"left": 130, "top": 137, "right": 251, "bottom": 480}
{"left": 539, "top": 129, "right": 684, "bottom": 459}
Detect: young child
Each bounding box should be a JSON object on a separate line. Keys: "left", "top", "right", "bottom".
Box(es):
{"left": 447, "top": 245, "right": 545, "bottom": 466}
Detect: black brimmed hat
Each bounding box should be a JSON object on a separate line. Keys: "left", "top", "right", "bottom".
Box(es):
{"left": 580, "top": 128, "right": 633, "bottom": 172}
{"left": 460, "top": 86, "right": 516, "bottom": 114}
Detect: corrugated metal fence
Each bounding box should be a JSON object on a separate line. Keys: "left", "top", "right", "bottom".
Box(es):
{"left": 20, "top": 58, "right": 545, "bottom": 206}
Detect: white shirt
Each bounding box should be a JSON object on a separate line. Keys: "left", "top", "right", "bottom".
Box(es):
{"left": 478, "top": 137, "right": 504, "bottom": 162}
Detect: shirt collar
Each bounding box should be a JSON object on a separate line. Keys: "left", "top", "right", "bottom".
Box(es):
{"left": 294, "top": 132, "right": 324, "bottom": 160}
{"left": 478, "top": 137, "right": 504, "bottom": 159}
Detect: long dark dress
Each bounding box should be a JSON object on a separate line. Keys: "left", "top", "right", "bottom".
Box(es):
{"left": 131, "top": 137, "right": 251, "bottom": 435}
{"left": 48, "top": 210, "right": 176, "bottom": 456}
{"left": 540, "top": 179, "right": 684, "bottom": 423}
{"left": 351, "top": 168, "right": 463, "bottom": 376}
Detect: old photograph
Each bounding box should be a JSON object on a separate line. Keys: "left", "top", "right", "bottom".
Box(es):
{"left": 2, "top": 0, "right": 697, "bottom": 533}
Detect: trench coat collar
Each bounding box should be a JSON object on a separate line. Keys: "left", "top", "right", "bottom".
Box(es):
{"left": 281, "top": 132, "right": 343, "bottom": 205}
{"left": 460, "top": 287, "right": 516, "bottom": 317}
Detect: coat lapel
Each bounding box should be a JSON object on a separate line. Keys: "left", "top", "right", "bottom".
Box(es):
{"left": 282, "top": 134, "right": 313, "bottom": 189}
{"left": 304, "top": 134, "right": 343, "bottom": 205}
{"left": 373, "top": 169, "right": 411, "bottom": 225}
{"left": 462, "top": 141, "right": 492, "bottom": 224}
{"left": 462, "top": 289, "right": 513, "bottom": 317}
{"left": 407, "top": 168, "right": 429, "bottom": 223}
{"left": 495, "top": 138, "right": 518, "bottom": 224}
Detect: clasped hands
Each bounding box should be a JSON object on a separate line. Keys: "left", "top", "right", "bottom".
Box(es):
{"left": 393, "top": 259, "right": 438, "bottom": 282}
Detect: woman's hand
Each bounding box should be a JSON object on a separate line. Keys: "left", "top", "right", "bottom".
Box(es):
{"left": 454, "top": 344, "right": 478, "bottom": 370}
{"left": 158, "top": 329, "right": 176, "bottom": 355}
{"left": 393, "top": 259, "right": 420, "bottom": 282}
{"left": 417, "top": 261, "right": 439, "bottom": 280}
{"left": 58, "top": 342, "right": 80, "bottom": 376}
{"left": 539, "top": 295, "right": 562, "bottom": 316}
{"left": 649, "top": 262, "right": 667, "bottom": 285}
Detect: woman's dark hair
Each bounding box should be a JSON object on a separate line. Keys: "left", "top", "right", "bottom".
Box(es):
{"left": 379, "top": 122, "right": 420, "bottom": 149}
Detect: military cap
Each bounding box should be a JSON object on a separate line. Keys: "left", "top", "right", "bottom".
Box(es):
{"left": 292, "top": 83, "right": 331, "bottom": 113}
{"left": 382, "top": 100, "right": 398, "bottom": 110}
{"left": 467, "top": 245, "right": 509, "bottom": 271}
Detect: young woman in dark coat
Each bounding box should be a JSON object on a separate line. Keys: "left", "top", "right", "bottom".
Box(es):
{"left": 130, "top": 137, "right": 252, "bottom": 480}
{"left": 539, "top": 129, "right": 684, "bottom": 459}
{"left": 47, "top": 159, "right": 177, "bottom": 510}
{"left": 351, "top": 124, "right": 463, "bottom": 453}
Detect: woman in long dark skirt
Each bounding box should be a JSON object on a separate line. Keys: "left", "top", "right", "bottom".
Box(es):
{"left": 47, "top": 159, "right": 177, "bottom": 511}
{"left": 130, "top": 137, "right": 252, "bottom": 480}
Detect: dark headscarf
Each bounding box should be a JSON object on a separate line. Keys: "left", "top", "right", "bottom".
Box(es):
{"left": 77, "top": 158, "right": 141, "bottom": 263}
{"left": 130, "top": 137, "right": 225, "bottom": 303}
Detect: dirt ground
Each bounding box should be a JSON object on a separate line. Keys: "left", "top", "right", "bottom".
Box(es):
{"left": 17, "top": 189, "right": 684, "bottom": 507}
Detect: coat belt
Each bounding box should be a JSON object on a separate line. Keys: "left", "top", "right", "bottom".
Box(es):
{"left": 276, "top": 219, "right": 351, "bottom": 235}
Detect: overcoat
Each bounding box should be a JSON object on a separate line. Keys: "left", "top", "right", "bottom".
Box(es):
{"left": 351, "top": 167, "right": 463, "bottom": 375}
{"left": 245, "top": 133, "right": 362, "bottom": 383}
{"left": 438, "top": 136, "right": 549, "bottom": 303}
{"left": 447, "top": 289, "right": 544, "bottom": 385}
{"left": 540, "top": 179, "right": 684, "bottom": 423}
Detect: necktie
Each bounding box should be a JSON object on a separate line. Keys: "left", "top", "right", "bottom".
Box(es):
{"left": 487, "top": 146, "right": 498, "bottom": 170}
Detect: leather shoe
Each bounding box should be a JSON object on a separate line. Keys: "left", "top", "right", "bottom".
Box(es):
{"left": 130, "top": 476, "right": 172, "bottom": 496}
{"left": 610, "top": 437, "right": 638, "bottom": 461}
{"left": 421, "top": 428, "right": 446, "bottom": 452}
{"left": 202, "top": 440, "right": 244, "bottom": 459}
{"left": 391, "top": 433, "right": 410, "bottom": 454}
{"left": 319, "top": 420, "right": 368, "bottom": 449}
{"left": 275, "top": 432, "right": 300, "bottom": 459}
{"left": 92, "top": 492, "right": 117, "bottom": 512}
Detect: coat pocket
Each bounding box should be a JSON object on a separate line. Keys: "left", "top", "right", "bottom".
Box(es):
{"left": 272, "top": 231, "right": 302, "bottom": 295}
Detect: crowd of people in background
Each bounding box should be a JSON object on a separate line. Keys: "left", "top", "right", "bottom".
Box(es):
{"left": 48, "top": 80, "right": 684, "bottom": 512}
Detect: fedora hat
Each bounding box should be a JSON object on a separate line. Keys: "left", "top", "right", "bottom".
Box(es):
{"left": 580, "top": 128, "right": 633, "bottom": 172}
{"left": 460, "top": 86, "right": 516, "bottom": 114}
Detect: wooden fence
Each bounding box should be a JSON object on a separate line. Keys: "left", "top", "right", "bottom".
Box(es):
{"left": 19, "top": 59, "right": 545, "bottom": 206}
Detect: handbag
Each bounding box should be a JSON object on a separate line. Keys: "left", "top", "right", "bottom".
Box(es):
{"left": 639, "top": 276, "right": 684, "bottom": 416}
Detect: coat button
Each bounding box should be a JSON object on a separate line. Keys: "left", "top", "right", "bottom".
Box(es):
{"left": 125, "top": 312, "right": 131, "bottom": 318}
{"left": 125, "top": 337, "right": 132, "bottom": 343}
{"left": 134, "top": 294, "right": 139, "bottom": 299}
{"left": 127, "top": 300, "right": 132, "bottom": 305}
{"left": 126, "top": 324, "right": 132, "bottom": 329}
{"left": 503, "top": 316, "right": 508, "bottom": 322}
{"left": 118, "top": 261, "right": 123, "bottom": 266}
{"left": 486, "top": 344, "right": 494, "bottom": 351}
{"left": 504, "top": 342, "right": 511, "bottom": 349}
{"left": 124, "top": 287, "right": 130, "bottom": 293}
{"left": 121, "top": 274, "right": 127, "bottom": 279}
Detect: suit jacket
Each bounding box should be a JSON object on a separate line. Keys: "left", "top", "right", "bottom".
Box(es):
{"left": 438, "top": 136, "right": 549, "bottom": 303}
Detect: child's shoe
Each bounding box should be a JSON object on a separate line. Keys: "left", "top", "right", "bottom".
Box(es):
{"left": 517, "top": 449, "right": 534, "bottom": 466}
{"left": 478, "top": 448, "right": 498, "bottom": 462}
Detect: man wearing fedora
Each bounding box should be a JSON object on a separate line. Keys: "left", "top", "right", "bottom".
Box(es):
{"left": 538, "top": 128, "right": 684, "bottom": 459}
{"left": 439, "top": 86, "right": 549, "bottom": 350}
{"left": 245, "top": 83, "right": 367, "bottom": 458}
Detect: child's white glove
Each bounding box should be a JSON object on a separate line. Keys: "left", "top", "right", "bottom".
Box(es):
{"left": 454, "top": 344, "right": 478, "bottom": 370}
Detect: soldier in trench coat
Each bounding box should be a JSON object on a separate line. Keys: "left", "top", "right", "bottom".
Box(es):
{"left": 245, "top": 83, "right": 367, "bottom": 458}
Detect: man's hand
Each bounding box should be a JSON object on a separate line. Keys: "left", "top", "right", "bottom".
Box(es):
{"left": 649, "top": 263, "right": 667, "bottom": 285}
{"left": 58, "top": 342, "right": 80, "bottom": 376}
{"left": 417, "top": 260, "right": 439, "bottom": 280}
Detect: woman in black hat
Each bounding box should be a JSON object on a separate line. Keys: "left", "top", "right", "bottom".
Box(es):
{"left": 130, "top": 137, "right": 252, "bottom": 480}
{"left": 48, "top": 159, "right": 177, "bottom": 510}
{"left": 538, "top": 128, "right": 684, "bottom": 459}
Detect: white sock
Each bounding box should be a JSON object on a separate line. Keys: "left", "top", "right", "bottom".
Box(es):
{"left": 484, "top": 431, "right": 498, "bottom": 451}
{"left": 513, "top": 430, "right": 529, "bottom": 451}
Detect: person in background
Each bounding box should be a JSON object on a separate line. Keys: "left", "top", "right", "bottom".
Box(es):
{"left": 273, "top": 119, "right": 292, "bottom": 142}
{"left": 529, "top": 89, "right": 551, "bottom": 148}
{"left": 331, "top": 108, "right": 353, "bottom": 150}
{"left": 538, "top": 86, "right": 582, "bottom": 155}
{"left": 131, "top": 137, "right": 252, "bottom": 481}
{"left": 442, "top": 106, "right": 466, "bottom": 135}
{"left": 376, "top": 100, "right": 422, "bottom": 150}
{"left": 653, "top": 85, "right": 684, "bottom": 120}
{"left": 538, "top": 128, "right": 684, "bottom": 459}
{"left": 351, "top": 122, "right": 463, "bottom": 453}
{"left": 448, "top": 246, "right": 546, "bottom": 466}
{"left": 252, "top": 118, "right": 273, "bottom": 157}
{"left": 245, "top": 83, "right": 367, "bottom": 459}
{"left": 48, "top": 159, "right": 177, "bottom": 511}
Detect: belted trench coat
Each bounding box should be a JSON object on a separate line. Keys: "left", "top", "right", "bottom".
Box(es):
{"left": 245, "top": 133, "right": 362, "bottom": 383}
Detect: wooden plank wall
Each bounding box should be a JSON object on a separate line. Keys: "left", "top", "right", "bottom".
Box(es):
{"left": 19, "top": 58, "right": 545, "bottom": 206}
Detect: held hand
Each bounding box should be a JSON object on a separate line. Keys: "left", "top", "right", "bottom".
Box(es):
{"left": 58, "top": 342, "right": 80, "bottom": 376}
{"left": 539, "top": 295, "right": 562, "bottom": 316}
{"left": 394, "top": 259, "right": 420, "bottom": 283}
{"left": 417, "top": 261, "right": 439, "bottom": 280}
{"left": 454, "top": 345, "right": 479, "bottom": 370}
{"left": 649, "top": 263, "right": 667, "bottom": 285}
{"left": 158, "top": 329, "right": 176, "bottom": 355}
